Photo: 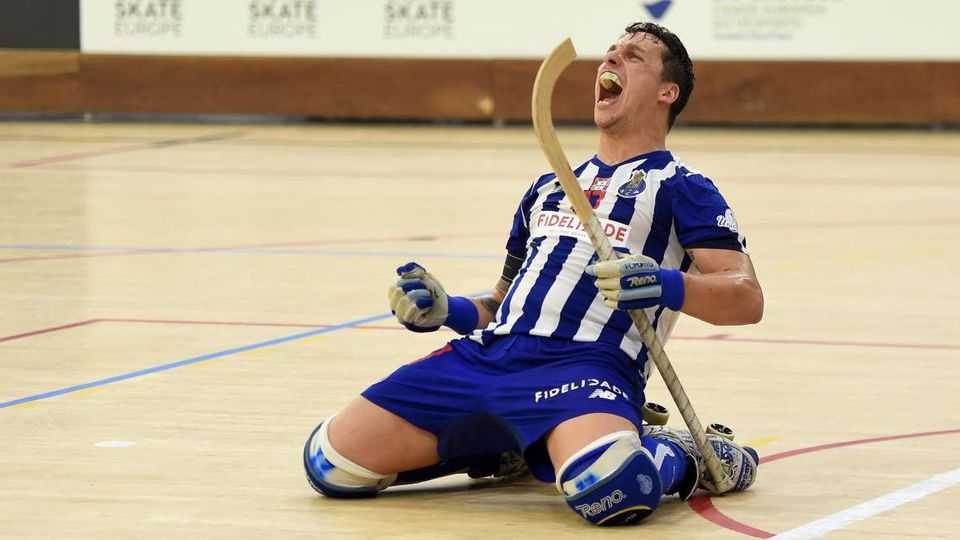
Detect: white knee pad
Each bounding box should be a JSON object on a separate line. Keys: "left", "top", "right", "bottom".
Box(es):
{"left": 556, "top": 431, "right": 662, "bottom": 526}
{"left": 303, "top": 416, "right": 397, "bottom": 498}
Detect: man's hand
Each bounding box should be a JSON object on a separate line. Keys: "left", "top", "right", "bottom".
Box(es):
{"left": 388, "top": 262, "right": 449, "bottom": 332}
{"left": 585, "top": 253, "right": 685, "bottom": 311}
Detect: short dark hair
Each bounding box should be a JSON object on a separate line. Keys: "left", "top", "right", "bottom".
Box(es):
{"left": 624, "top": 22, "right": 694, "bottom": 129}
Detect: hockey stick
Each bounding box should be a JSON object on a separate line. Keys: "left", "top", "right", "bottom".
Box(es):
{"left": 531, "top": 38, "right": 735, "bottom": 494}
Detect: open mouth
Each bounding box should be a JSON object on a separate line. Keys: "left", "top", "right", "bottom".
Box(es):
{"left": 598, "top": 71, "right": 623, "bottom": 104}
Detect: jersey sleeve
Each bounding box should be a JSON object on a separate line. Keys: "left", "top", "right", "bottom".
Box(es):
{"left": 671, "top": 174, "right": 747, "bottom": 252}
{"left": 505, "top": 174, "right": 551, "bottom": 252}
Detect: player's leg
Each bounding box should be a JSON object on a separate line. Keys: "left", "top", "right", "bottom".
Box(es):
{"left": 304, "top": 341, "right": 521, "bottom": 497}
{"left": 305, "top": 401, "right": 525, "bottom": 497}
{"left": 547, "top": 413, "right": 680, "bottom": 526}
{"left": 303, "top": 396, "right": 440, "bottom": 498}
{"left": 327, "top": 397, "right": 440, "bottom": 472}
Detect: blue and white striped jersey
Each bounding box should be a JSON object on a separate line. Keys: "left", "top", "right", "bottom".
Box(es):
{"left": 470, "top": 150, "right": 746, "bottom": 377}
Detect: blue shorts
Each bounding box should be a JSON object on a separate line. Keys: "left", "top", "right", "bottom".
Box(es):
{"left": 361, "top": 334, "right": 646, "bottom": 482}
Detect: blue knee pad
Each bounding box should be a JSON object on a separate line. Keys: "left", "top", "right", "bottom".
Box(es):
{"left": 303, "top": 418, "right": 396, "bottom": 498}
{"left": 556, "top": 431, "right": 663, "bottom": 526}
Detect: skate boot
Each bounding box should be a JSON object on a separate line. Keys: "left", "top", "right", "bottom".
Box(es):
{"left": 642, "top": 425, "right": 758, "bottom": 498}
{"left": 467, "top": 450, "right": 529, "bottom": 480}
{"left": 391, "top": 450, "right": 529, "bottom": 486}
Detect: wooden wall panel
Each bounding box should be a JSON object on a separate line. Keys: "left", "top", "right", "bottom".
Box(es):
{"left": 487, "top": 60, "right": 951, "bottom": 125}
{"left": 79, "top": 55, "right": 496, "bottom": 120}
{"left": 686, "top": 61, "right": 937, "bottom": 125}
{"left": 933, "top": 62, "right": 960, "bottom": 124}
{"left": 0, "top": 50, "right": 80, "bottom": 112}
{"left": 491, "top": 60, "right": 596, "bottom": 122}
{"left": 0, "top": 52, "right": 956, "bottom": 125}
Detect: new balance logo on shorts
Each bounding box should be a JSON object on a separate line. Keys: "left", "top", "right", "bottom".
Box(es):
{"left": 588, "top": 389, "right": 617, "bottom": 400}
{"left": 534, "top": 379, "right": 629, "bottom": 403}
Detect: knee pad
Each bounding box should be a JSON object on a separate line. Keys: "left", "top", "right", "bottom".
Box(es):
{"left": 556, "top": 431, "right": 662, "bottom": 526}
{"left": 302, "top": 417, "right": 397, "bottom": 498}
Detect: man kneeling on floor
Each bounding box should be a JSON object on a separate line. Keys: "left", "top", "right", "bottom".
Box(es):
{"left": 304, "top": 21, "right": 763, "bottom": 526}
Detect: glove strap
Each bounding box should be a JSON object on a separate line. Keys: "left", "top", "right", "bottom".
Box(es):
{"left": 445, "top": 296, "right": 479, "bottom": 335}
{"left": 402, "top": 322, "right": 441, "bottom": 333}
{"left": 660, "top": 269, "right": 685, "bottom": 311}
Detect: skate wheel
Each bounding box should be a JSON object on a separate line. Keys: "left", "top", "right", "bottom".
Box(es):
{"left": 707, "top": 422, "right": 735, "bottom": 441}
{"left": 642, "top": 401, "right": 670, "bottom": 425}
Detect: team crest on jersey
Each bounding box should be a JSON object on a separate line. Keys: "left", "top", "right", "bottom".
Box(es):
{"left": 618, "top": 170, "right": 647, "bottom": 198}
{"left": 585, "top": 177, "right": 610, "bottom": 209}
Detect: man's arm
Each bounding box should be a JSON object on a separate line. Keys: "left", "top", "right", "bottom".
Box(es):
{"left": 468, "top": 250, "right": 524, "bottom": 328}
{"left": 681, "top": 248, "right": 763, "bottom": 325}
{"left": 586, "top": 247, "right": 763, "bottom": 327}
{"left": 389, "top": 250, "right": 525, "bottom": 334}
{"left": 469, "top": 280, "right": 509, "bottom": 329}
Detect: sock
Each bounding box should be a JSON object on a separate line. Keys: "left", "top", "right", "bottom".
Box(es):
{"left": 641, "top": 437, "right": 687, "bottom": 495}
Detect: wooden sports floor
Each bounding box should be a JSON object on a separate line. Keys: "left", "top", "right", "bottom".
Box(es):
{"left": 0, "top": 121, "right": 958, "bottom": 539}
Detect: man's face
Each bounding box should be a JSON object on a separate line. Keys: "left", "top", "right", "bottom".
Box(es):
{"left": 594, "top": 32, "right": 675, "bottom": 132}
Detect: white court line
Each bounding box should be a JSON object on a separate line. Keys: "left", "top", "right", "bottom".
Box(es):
{"left": 773, "top": 467, "right": 960, "bottom": 539}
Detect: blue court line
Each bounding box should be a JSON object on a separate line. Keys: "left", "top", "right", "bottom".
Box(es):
{"left": 0, "top": 244, "right": 499, "bottom": 260}
{"left": 0, "top": 312, "right": 393, "bottom": 411}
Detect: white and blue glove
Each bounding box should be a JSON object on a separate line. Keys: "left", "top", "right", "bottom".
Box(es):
{"left": 585, "top": 253, "right": 685, "bottom": 311}
{"left": 387, "top": 262, "right": 478, "bottom": 334}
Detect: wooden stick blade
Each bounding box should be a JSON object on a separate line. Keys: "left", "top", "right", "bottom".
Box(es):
{"left": 530, "top": 38, "right": 616, "bottom": 261}
{"left": 531, "top": 38, "right": 576, "bottom": 142}
{"left": 531, "top": 39, "right": 579, "bottom": 201}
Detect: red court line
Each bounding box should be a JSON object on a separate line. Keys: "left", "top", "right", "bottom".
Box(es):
{"left": 10, "top": 143, "right": 156, "bottom": 168}
{"left": 2, "top": 214, "right": 953, "bottom": 266}
{"left": 761, "top": 429, "right": 960, "bottom": 465}
{"left": 0, "top": 232, "right": 503, "bottom": 264}
{"left": 689, "top": 428, "right": 960, "bottom": 538}
{"left": 750, "top": 218, "right": 960, "bottom": 230}
{"left": 0, "top": 318, "right": 406, "bottom": 345}
{"left": 0, "top": 319, "right": 101, "bottom": 344}
{"left": 0, "top": 213, "right": 950, "bottom": 265}
{"left": 4, "top": 133, "right": 958, "bottom": 159}
{"left": 4, "top": 317, "right": 959, "bottom": 352}
{"left": 688, "top": 498, "right": 774, "bottom": 539}
{"left": 20, "top": 162, "right": 960, "bottom": 189}
{"left": 198, "top": 231, "right": 502, "bottom": 250}
{"left": 110, "top": 320, "right": 960, "bottom": 350}
{"left": 672, "top": 334, "right": 960, "bottom": 351}
{"left": 25, "top": 163, "right": 519, "bottom": 181}
{"left": 728, "top": 177, "right": 960, "bottom": 189}
{"left": 100, "top": 317, "right": 405, "bottom": 331}
{"left": 0, "top": 251, "right": 133, "bottom": 264}
{"left": 8, "top": 132, "right": 243, "bottom": 169}
{"left": 9, "top": 317, "right": 960, "bottom": 352}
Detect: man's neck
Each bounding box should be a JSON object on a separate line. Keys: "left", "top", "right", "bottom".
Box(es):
{"left": 596, "top": 127, "right": 667, "bottom": 166}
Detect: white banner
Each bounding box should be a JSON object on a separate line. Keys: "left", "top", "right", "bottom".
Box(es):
{"left": 83, "top": 1, "right": 960, "bottom": 60}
